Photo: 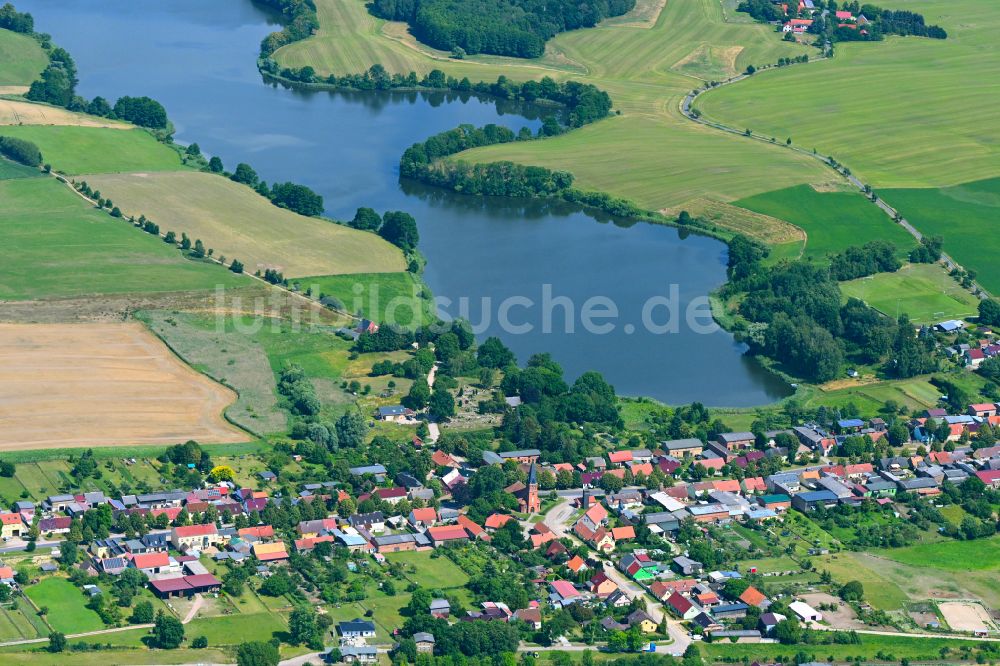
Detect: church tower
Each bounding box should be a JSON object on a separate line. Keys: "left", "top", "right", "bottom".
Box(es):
{"left": 526, "top": 462, "right": 541, "bottom": 514}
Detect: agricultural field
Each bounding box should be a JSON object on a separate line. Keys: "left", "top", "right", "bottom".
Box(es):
{"left": 300, "top": 272, "right": 433, "bottom": 327}
{"left": 0, "top": 28, "right": 47, "bottom": 87}
{"left": 82, "top": 172, "right": 407, "bottom": 278}
{"left": 662, "top": 197, "right": 805, "bottom": 247}
{"left": 732, "top": 184, "right": 916, "bottom": 260}
{"left": 0, "top": 125, "right": 183, "bottom": 174}
{"left": 697, "top": 0, "right": 1000, "bottom": 190}
{"left": 0, "top": 322, "right": 247, "bottom": 451}
{"left": 0, "top": 178, "right": 243, "bottom": 300}
{"left": 0, "top": 98, "right": 129, "bottom": 129}
{"left": 276, "top": 0, "right": 832, "bottom": 210}
{"left": 882, "top": 177, "right": 1000, "bottom": 294}
{"left": 700, "top": 632, "right": 974, "bottom": 663}
{"left": 840, "top": 263, "right": 980, "bottom": 324}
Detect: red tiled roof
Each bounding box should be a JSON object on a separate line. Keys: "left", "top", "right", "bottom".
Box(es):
{"left": 611, "top": 526, "right": 636, "bottom": 540}
{"left": 173, "top": 523, "right": 217, "bottom": 538}
{"left": 485, "top": 513, "right": 513, "bottom": 529}
{"left": 132, "top": 552, "right": 169, "bottom": 569}
{"left": 457, "top": 515, "right": 486, "bottom": 538}
{"left": 739, "top": 586, "right": 767, "bottom": 607}
{"left": 427, "top": 525, "right": 468, "bottom": 542}
{"left": 295, "top": 535, "right": 335, "bottom": 551}
{"left": 409, "top": 506, "right": 434, "bottom": 520}
{"left": 239, "top": 525, "right": 274, "bottom": 539}
{"left": 150, "top": 577, "right": 191, "bottom": 593}
{"left": 608, "top": 450, "right": 633, "bottom": 464}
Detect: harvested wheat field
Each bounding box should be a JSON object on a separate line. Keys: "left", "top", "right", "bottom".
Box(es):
{"left": 0, "top": 98, "right": 129, "bottom": 128}
{"left": 0, "top": 322, "right": 247, "bottom": 450}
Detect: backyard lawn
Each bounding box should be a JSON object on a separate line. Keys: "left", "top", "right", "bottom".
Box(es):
{"left": 24, "top": 577, "right": 105, "bottom": 634}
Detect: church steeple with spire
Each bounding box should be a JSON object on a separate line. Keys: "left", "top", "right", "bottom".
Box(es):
{"left": 525, "top": 461, "right": 541, "bottom": 514}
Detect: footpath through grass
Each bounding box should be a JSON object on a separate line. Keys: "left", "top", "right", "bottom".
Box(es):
{"left": 0, "top": 178, "right": 243, "bottom": 300}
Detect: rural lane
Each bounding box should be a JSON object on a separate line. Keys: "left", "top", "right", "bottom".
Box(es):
{"left": 541, "top": 498, "right": 692, "bottom": 656}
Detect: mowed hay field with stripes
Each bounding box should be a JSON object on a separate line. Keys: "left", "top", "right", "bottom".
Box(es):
{"left": 275, "top": 0, "right": 832, "bottom": 210}
{"left": 83, "top": 171, "right": 407, "bottom": 277}
{"left": 0, "top": 322, "right": 247, "bottom": 451}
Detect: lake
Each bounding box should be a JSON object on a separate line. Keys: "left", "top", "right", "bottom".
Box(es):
{"left": 17, "top": 0, "right": 791, "bottom": 406}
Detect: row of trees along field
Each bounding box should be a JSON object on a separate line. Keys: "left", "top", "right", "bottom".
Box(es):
{"left": 370, "top": 0, "right": 636, "bottom": 57}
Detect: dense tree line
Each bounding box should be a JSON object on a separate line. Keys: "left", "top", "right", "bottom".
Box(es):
{"left": 727, "top": 237, "right": 934, "bottom": 381}
{"left": 828, "top": 240, "right": 901, "bottom": 281}
{"left": 736, "top": 0, "right": 785, "bottom": 22}
{"left": 111, "top": 96, "right": 168, "bottom": 129}
{"left": 278, "top": 364, "right": 321, "bottom": 416}
{"left": 270, "top": 64, "right": 613, "bottom": 128}
{"left": 405, "top": 158, "right": 574, "bottom": 198}
{"left": 370, "top": 0, "right": 635, "bottom": 58}
{"left": 0, "top": 2, "right": 32, "bottom": 32}
{"left": 257, "top": 0, "right": 319, "bottom": 57}
{"left": 0, "top": 136, "right": 42, "bottom": 166}
{"left": 909, "top": 235, "right": 943, "bottom": 263}
{"left": 268, "top": 181, "right": 324, "bottom": 216}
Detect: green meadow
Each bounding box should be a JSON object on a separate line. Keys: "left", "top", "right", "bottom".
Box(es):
{"left": 0, "top": 157, "right": 42, "bottom": 180}
{"left": 0, "top": 177, "right": 242, "bottom": 300}
{"left": 0, "top": 28, "right": 47, "bottom": 86}
{"left": 698, "top": 0, "right": 1000, "bottom": 190}
{"left": 733, "top": 184, "right": 915, "bottom": 259}
{"left": 878, "top": 536, "right": 1000, "bottom": 573}
{"left": 882, "top": 177, "right": 1000, "bottom": 293}
{"left": 0, "top": 125, "right": 184, "bottom": 174}
{"left": 840, "top": 263, "right": 980, "bottom": 323}
{"left": 23, "top": 577, "right": 105, "bottom": 634}
{"left": 299, "top": 272, "right": 434, "bottom": 328}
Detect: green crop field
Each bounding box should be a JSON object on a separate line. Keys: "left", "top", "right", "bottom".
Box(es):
{"left": 840, "top": 263, "right": 980, "bottom": 323}
{"left": 0, "top": 28, "right": 47, "bottom": 87}
{"left": 23, "top": 577, "right": 106, "bottom": 634}
{"left": 275, "top": 0, "right": 831, "bottom": 212}
{"left": 701, "top": 633, "right": 975, "bottom": 663}
{"left": 879, "top": 536, "right": 1000, "bottom": 573}
{"left": 733, "top": 184, "right": 916, "bottom": 259}
{"left": 81, "top": 171, "right": 406, "bottom": 278}
{"left": 0, "top": 126, "right": 184, "bottom": 174}
{"left": 698, "top": 0, "right": 1000, "bottom": 191}
{"left": 299, "top": 272, "right": 434, "bottom": 327}
{"left": 0, "top": 178, "right": 243, "bottom": 300}
{"left": 882, "top": 177, "right": 1000, "bottom": 294}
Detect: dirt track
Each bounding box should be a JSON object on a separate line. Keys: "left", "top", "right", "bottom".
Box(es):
{"left": 0, "top": 322, "right": 247, "bottom": 450}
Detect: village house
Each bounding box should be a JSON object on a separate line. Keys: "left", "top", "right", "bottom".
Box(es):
{"left": 662, "top": 438, "right": 704, "bottom": 457}
{"left": 170, "top": 523, "right": 221, "bottom": 552}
